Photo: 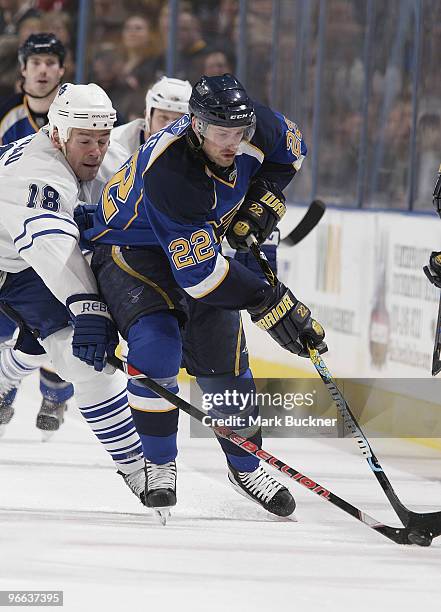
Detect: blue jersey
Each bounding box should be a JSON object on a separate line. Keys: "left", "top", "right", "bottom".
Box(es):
{"left": 89, "top": 103, "right": 306, "bottom": 309}
{"left": 0, "top": 94, "right": 42, "bottom": 145}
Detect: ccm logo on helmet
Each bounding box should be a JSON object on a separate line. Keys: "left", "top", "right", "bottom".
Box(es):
{"left": 91, "top": 114, "right": 110, "bottom": 118}
{"left": 230, "top": 113, "right": 250, "bottom": 119}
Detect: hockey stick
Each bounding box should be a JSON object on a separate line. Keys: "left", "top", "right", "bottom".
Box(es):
{"left": 246, "top": 235, "right": 441, "bottom": 546}
{"left": 281, "top": 200, "right": 326, "bottom": 246}
{"left": 108, "top": 354, "right": 439, "bottom": 545}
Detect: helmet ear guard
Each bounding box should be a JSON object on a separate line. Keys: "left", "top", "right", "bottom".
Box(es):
{"left": 48, "top": 83, "right": 116, "bottom": 145}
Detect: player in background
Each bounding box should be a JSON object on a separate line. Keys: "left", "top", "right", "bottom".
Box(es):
{"left": 0, "top": 33, "right": 74, "bottom": 439}
{"left": 111, "top": 76, "right": 193, "bottom": 156}
{"left": 87, "top": 74, "right": 326, "bottom": 523}
{"left": 0, "top": 33, "right": 65, "bottom": 144}
{"left": 0, "top": 83, "right": 148, "bottom": 504}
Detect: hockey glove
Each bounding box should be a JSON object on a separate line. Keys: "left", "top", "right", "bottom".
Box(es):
{"left": 74, "top": 203, "right": 97, "bottom": 251}
{"left": 248, "top": 282, "right": 327, "bottom": 357}
{"left": 67, "top": 294, "right": 119, "bottom": 371}
{"left": 423, "top": 251, "right": 441, "bottom": 289}
{"left": 234, "top": 229, "right": 279, "bottom": 281}
{"left": 226, "top": 179, "right": 286, "bottom": 251}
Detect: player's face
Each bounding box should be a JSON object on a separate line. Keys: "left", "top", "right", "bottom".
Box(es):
{"left": 149, "top": 109, "right": 184, "bottom": 136}
{"left": 22, "top": 54, "right": 65, "bottom": 99}
{"left": 63, "top": 129, "right": 111, "bottom": 181}
{"left": 199, "top": 123, "right": 246, "bottom": 167}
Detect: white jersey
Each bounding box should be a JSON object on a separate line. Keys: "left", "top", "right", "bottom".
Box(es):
{"left": 110, "top": 118, "right": 145, "bottom": 159}
{"left": 0, "top": 129, "right": 123, "bottom": 306}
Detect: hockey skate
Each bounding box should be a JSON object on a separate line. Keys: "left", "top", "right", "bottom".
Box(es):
{"left": 36, "top": 397, "right": 66, "bottom": 441}
{"left": 144, "top": 460, "right": 177, "bottom": 525}
{"left": 0, "top": 387, "right": 17, "bottom": 438}
{"left": 119, "top": 466, "right": 147, "bottom": 505}
{"left": 228, "top": 462, "right": 296, "bottom": 517}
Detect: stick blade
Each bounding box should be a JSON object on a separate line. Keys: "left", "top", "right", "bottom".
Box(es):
{"left": 281, "top": 199, "right": 326, "bottom": 246}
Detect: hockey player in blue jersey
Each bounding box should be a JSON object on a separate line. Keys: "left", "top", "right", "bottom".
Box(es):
{"left": 0, "top": 32, "right": 73, "bottom": 439}
{"left": 88, "top": 74, "right": 327, "bottom": 522}
{"left": 0, "top": 33, "right": 65, "bottom": 145}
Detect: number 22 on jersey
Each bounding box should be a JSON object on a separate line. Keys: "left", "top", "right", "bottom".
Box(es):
{"left": 169, "top": 230, "right": 215, "bottom": 270}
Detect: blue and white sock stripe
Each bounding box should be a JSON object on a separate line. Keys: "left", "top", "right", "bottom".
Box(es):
{"left": 77, "top": 389, "right": 144, "bottom": 473}
{"left": 80, "top": 403, "right": 129, "bottom": 426}
{"left": 80, "top": 389, "right": 127, "bottom": 413}
{"left": 0, "top": 348, "right": 38, "bottom": 383}
{"left": 116, "top": 450, "right": 145, "bottom": 469}
{"left": 111, "top": 443, "right": 144, "bottom": 462}
{"left": 93, "top": 417, "right": 136, "bottom": 440}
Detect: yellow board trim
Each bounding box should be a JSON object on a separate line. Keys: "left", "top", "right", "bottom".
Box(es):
{"left": 111, "top": 245, "right": 175, "bottom": 309}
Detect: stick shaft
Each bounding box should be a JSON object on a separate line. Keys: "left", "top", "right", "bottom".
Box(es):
{"left": 108, "top": 355, "right": 410, "bottom": 544}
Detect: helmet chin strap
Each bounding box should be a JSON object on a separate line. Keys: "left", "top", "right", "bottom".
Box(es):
{"left": 22, "top": 78, "right": 63, "bottom": 101}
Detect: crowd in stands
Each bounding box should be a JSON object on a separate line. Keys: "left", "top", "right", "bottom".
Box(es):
{"left": 0, "top": 0, "right": 439, "bottom": 210}
{"left": 0, "top": 0, "right": 250, "bottom": 120}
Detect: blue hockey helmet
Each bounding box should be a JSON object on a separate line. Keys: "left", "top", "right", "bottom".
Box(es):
{"left": 189, "top": 74, "right": 256, "bottom": 141}
{"left": 19, "top": 33, "right": 66, "bottom": 68}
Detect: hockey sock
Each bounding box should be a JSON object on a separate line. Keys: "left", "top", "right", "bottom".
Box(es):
{"left": 76, "top": 379, "right": 145, "bottom": 475}
{"left": 39, "top": 367, "right": 74, "bottom": 403}
{"left": 197, "top": 368, "right": 262, "bottom": 472}
{"left": 0, "top": 346, "right": 39, "bottom": 394}
{"left": 127, "top": 313, "right": 182, "bottom": 464}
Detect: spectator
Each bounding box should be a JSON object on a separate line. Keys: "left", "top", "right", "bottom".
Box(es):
{"left": 16, "top": 12, "right": 40, "bottom": 44}
{"left": 121, "top": 13, "right": 160, "bottom": 91}
{"left": 91, "top": 45, "right": 129, "bottom": 119}
{"left": 40, "top": 10, "right": 71, "bottom": 46}
{"left": 92, "top": 0, "right": 127, "bottom": 48}
{"left": 201, "top": 48, "right": 234, "bottom": 76}
{"left": 158, "top": 7, "right": 208, "bottom": 83}
{"left": 0, "top": 35, "right": 19, "bottom": 99}
{"left": 40, "top": 10, "right": 74, "bottom": 80}
{"left": 0, "top": 0, "right": 39, "bottom": 36}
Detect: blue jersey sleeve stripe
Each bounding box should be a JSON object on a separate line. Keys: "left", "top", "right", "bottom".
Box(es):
{"left": 13, "top": 213, "right": 78, "bottom": 245}
{"left": 17, "top": 229, "right": 78, "bottom": 254}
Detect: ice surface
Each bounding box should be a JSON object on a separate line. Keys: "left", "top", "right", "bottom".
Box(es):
{"left": 0, "top": 373, "right": 440, "bottom": 611}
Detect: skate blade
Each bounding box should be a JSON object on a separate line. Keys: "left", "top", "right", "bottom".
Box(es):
{"left": 41, "top": 430, "right": 55, "bottom": 442}
{"left": 153, "top": 507, "right": 172, "bottom": 526}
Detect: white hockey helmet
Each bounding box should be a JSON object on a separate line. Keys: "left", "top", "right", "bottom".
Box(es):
{"left": 145, "top": 76, "right": 192, "bottom": 129}
{"left": 48, "top": 82, "right": 117, "bottom": 144}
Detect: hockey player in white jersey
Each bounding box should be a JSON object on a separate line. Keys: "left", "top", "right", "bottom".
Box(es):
{"left": 0, "top": 83, "right": 147, "bottom": 504}
{"left": 111, "top": 76, "right": 192, "bottom": 156}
